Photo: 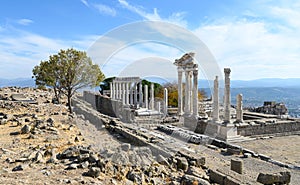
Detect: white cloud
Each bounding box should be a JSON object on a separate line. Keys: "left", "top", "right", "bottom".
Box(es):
{"left": 93, "top": 4, "right": 117, "bottom": 17}
{"left": 80, "top": 0, "right": 89, "bottom": 7}
{"left": 17, "top": 19, "right": 34, "bottom": 26}
{"left": 193, "top": 16, "right": 300, "bottom": 80}
{"left": 0, "top": 28, "right": 96, "bottom": 78}
{"left": 118, "top": 0, "right": 186, "bottom": 27}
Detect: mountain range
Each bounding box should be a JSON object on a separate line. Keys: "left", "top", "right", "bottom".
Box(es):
{"left": 1, "top": 77, "right": 300, "bottom": 88}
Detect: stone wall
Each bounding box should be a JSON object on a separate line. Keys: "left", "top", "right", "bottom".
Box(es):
{"left": 237, "top": 121, "right": 300, "bottom": 136}
{"left": 83, "top": 91, "right": 134, "bottom": 123}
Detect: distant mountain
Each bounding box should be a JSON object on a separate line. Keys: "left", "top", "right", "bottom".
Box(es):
{"left": 231, "top": 78, "right": 300, "bottom": 88}
{"left": 0, "top": 78, "right": 35, "bottom": 88}
{"left": 0, "top": 77, "right": 299, "bottom": 89}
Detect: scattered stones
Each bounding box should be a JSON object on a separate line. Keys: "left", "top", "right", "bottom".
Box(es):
{"left": 121, "top": 143, "right": 131, "bottom": 152}
{"left": 21, "top": 124, "right": 31, "bottom": 134}
{"left": 12, "top": 165, "right": 26, "bottom": 172}
{"left": 85, "top": 167, "right": 101, "bottom": 178}
{"left": 180, "top": 174, "right": 211, "bottom": 185}
{"left": 257, "top": 171, "right": 291, "bottom": 185}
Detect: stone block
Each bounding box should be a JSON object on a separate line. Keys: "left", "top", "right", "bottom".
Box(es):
{"left": 257, "top": 171, "right": 291, "bottom": 185}
{"left": 231, "top": 158, "right": 243, "bottom": 174}
{"left": 209, "top": 169, "right": 226, "bottom": 184}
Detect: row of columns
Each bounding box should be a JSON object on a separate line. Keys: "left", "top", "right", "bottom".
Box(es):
{"left": 177, "top": 67, "right": 199, "bottom": 116}
{"left": 110, "top": 80, "right": 157, "bottom": 110}
{"left": 212, "top": 68, "right": 243, "bottom": 123}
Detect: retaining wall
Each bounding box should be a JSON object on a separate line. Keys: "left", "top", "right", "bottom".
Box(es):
{"left": 237, "top": 121, "right": 300, "bottom": 136}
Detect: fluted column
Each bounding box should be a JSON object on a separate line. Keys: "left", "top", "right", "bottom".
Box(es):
{"left": 150, "top": 83, "right": 154, "bottom": 110}
{"left": 110, "top": 82, "right": 113, "bottom": 99}
{"left": 236, "top": 94, "right": 243, "bottom": 122}
{"left": 164, "top": 88, "right": 168, "bottom": 116}
{"left": 184, "top": 70, "right": 190, "bottom": 114}
{"left": 213, "top": 76, "right": 219, "bottom": 121}
{"left": 139, "top": 82, "right": 143, "bottom": 107}
{"left": 125, "top": 82, "right": 129, "bottom": 105}
{"left": 224, "top": 68, "right": 231, "bottom": 123}
{"left": 144, "top": 84, "right": 148, "bottom": 109}
{"left": 193, "top": 70, "right": 198, "bottom": 116}
{"left": 129, "top": 83, "right": 133, "bottom": 105}
{"left": 134, "top": 83, "right": 138, "bottom": 106}
{"left": 178, "top": 68, "right": 183, "bottom": 115}
{"left": 189, "top": 71, "right": 193, "bottom": 113}
{"left": 122, "top": 82, "right": 126, "bottom": 104}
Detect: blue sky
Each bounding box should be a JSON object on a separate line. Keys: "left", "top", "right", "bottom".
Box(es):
{"left": 0, "top": 0, "right": 299, "bottom": 80}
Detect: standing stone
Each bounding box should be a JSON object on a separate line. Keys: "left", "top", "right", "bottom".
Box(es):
{"left": 163, "top": 88, "right": 168, "bottom": 116}
{"left": 213, "top": 76, "right": 219, "bottom": 121}
{"left": 236, "top": 94, "right": 243, "bottom": 122}
{"left": 224, "top": 68, "right": 231, "bottom": 123}
{"left": 110, "top": 82, "right": 113, "bottom": 98}
{"left": 134, "top": 83, "right": 138, "bottom": 106}
{"left": 125, "top": 82, "right": 130, "bottom": 105}
{"left": 122, "top": 83, "right": 126, "bottom": 105}
{"left": 130, "top": 83, "right": 133, "bottom": 105}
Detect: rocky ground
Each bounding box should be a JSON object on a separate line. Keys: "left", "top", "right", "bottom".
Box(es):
{"left": 0, "top": 87, "right": 298, "bottom": 185}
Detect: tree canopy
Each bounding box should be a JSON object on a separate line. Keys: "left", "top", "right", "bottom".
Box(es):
{"left": 32, "top": 48, "right": 105, "bottom": 112}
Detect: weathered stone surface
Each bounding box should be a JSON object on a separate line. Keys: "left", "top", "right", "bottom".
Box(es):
{"left": 180, "top": 174, "right": 211, "bottom": 185}
{"left": 257, "top": 171, "right": 291, "bottom": 185}
{"left": 231, "top": 158, "right": 243, "bottom": 174}
{"left": 21, "top": 124, "right": 31, "bottom": 134}
{"left": 126, "top": 169, "right": 144, "bottom": 184}
{"left": 85, "top": 167, "right": 101, "bottom": 178}
{"left": 176, "top": 157, "right": 189, "bottom": 171}
{"left": 121, "top": 143, "right": 131, "bottom": 152}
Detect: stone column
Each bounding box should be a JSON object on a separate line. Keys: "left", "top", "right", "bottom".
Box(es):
{"left": 139, "top": 82, "right": 143, "bottom": 107}
{"left": 178, "top": 68, "right": 183, "bottom": 115}
{"left": 236, "top": 94, "right": 243, "bottom": 122}
{"left": 122, "top": 82, "right": 126, "bottom": 104}
{"left": 156, "top": 102, "right": 161, "bottom": 113}
{"left": 129, "top": 83, "right": 133, "bottom": 105}
{"left": 125, "top": 82, "right": 130, "bottom": 105}
{"left": 192, "top": 69, "right": 198, "bottom": 116}
{"left": 110, "top": 82, "right": 113, "bottom": 99}
{"left": 115, "top": 82, "right": 119, "bottom": 100}
{"left": 134, "top": 83, "right": 138, "bottom": 106}
{"left": 150, "top": 83, "right": 154, "bottom": 110}
{"left": 189, "top": 71, "right": 193, "bottom": 113}
{"left": 184, "top": 70, "right": 190, "bottom": 114}
{"left": 164, "top": 88, "right": 168, "bottom": 116}
{"left": 213, "top": 76, "right": 219, "bottom": 121}
{"left": 144, "top": 85, "right": 148, "bottom": 109}
{"left": 224, "top": 68, "right": 231, "bottom": 123}
{"left": 119, "top": 82, "right": 122, "bottom": 100}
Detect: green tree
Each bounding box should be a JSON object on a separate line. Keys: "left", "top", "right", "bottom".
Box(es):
{"left": 32, "top": 48, "right": 105, "bottom": 113}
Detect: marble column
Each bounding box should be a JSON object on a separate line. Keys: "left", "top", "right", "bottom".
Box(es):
{"left": 110, "top": 82, "right": 113, "bottom": 99}
{"left": 122, "top": 82, "right": 126, "bottom": 104}
{"left": 156, "top": 102, "right": 161, "bottom": 113}
{"left": 119, "top": 82, "right": 122, "bottom": 100}
{"left": 184, "top": 70, "right": 190, "bottom": 114}
{"left": 144, "top": 84, "right": 148, "bottom": 109}
{"left": 236, "top": 94, "right": 243, "bottom": 122}
{"left": 224, "top": 68, "right": 231, "bottom": 123}
{"left": 115, "top": 82, "right": 119, "bottom": 100}
{"left": 164, "top": 88, "right": 168, "bottom": 116}
{"left": 150, "top": 83, "right": 154, "bottom": 110}
{"left": 129, "top": 83, "right": 133, "bottom": 105}
{"left": 139, "top": 82, "right": 143, "bottom": 107}
{"left": 193, "top": 70, "right": 198, "bottom": 116}
{"left": 125, "top": 82, "right": 129, "bottom": 105}
{"left": 134, "top": 83, "right": 138, "bottom": 106}
{"left": 213, "top": 76, "right": 219, "bottom": 121}
{"left": 189, "top": 71, "right": 193, "bottom": 113}
{"left": 178, "top": 68, "right": 183, "bottom": 115}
